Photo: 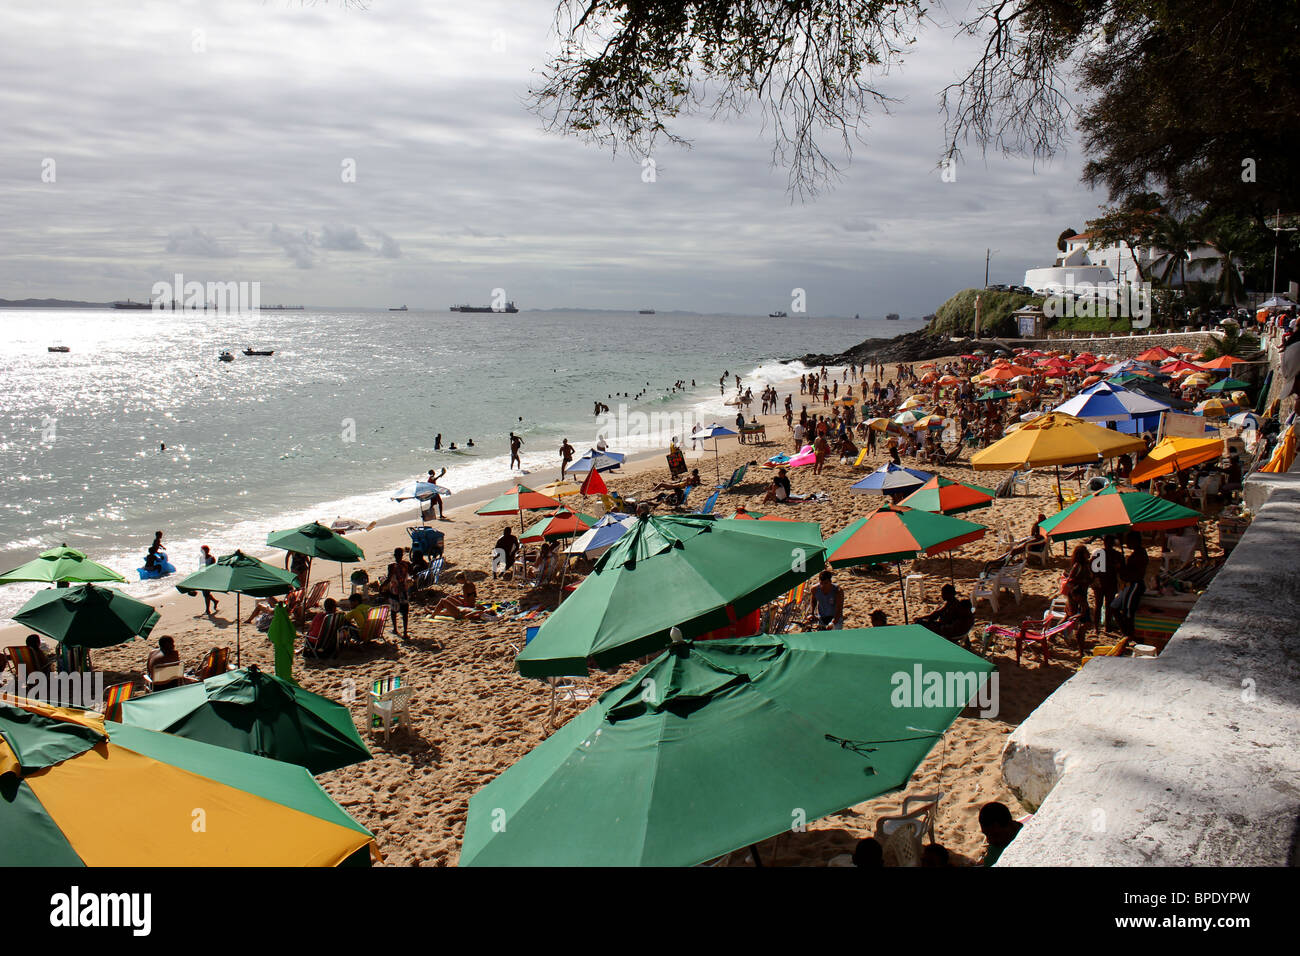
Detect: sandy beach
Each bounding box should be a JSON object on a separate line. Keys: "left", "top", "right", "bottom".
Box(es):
{"left": 1, "top": 360, "right": 1227, "bottom": 867}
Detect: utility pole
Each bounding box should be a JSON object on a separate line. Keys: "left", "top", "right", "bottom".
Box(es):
{"left": 984, "top": 248, "right": 991, "bottom": 288}
{"left": 1270, "top": 209, "right": 1296, "bottom": 298}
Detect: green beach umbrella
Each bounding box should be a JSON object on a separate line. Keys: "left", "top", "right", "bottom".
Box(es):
{"left": 267, "top": 520, "right": 365, "bottom": 592}
{"left": 464, "top": 628, "right": 993, "bottom": 867}
{"left": 118, "top": 665, "right": 371, "bottom": 775}
{"left": 1037, "top": 485, "right": 1202, "bottom": 541}
{"left": 975, "top": 389, "right": 1014, "bottom": 402}
{"left": 823, "top": 506, "right": 988, "bottom": 622}
{"left": 175, "top": 550, "right": 300, "bottom": 666}
{"left": 514, "top": 514, "right": 826, "bottom": 678}
{"left": 267, "top": 603, "right": 296, "bottom": 684}
{"left": 1204, "top": 377, "right": 1249, "bottom": 393}
{"left": 0, "top": 546, "right": 125, "bottom": 586}
{"left": 13, "top": 584, "right": 159, "bottom": 649}
{"left": 0, "top": 697, "right": 377, "bottom": 866}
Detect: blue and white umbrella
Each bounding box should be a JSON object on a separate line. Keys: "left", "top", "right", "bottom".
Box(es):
{"left": 850, "top": 463, "right": 932, "bottom": 497}
{"left": 1055, "top": 382, "right": 1170, "bottom": 422}
{"left": 563, "top": 513, "right": 633, "bottom": 556}
{"left": 391, "top": 481, "right": 451, "bottom": 501}
{"left": 566, "top": 449, "right": 626, "bottom": 474}
{"left": 1228, "top": 411, "right": 1261, "bottom": 430}
{"left": 690, "top": 424, "right": 738, "bottom": 481}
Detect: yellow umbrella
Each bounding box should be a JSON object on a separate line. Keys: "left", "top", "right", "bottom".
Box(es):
{"left": 1010, "top": 388, "right": 1034, "bottom": 401}
{"left": 914, "top": 414, "right": 948, "bottom": 429}
{"left": 900, "top": 396, "right": 926, "bottom": 410}
{"left": 864, "top": 417, "right": 897, "bottom": 432}
{"left": 1129, "top": 436, "right": 1225, "bottom": 484}
{"left": 1230, "top": 390, "right": 1249, "bottom": 406}
{"left": 972, "top": 413, "right": 1145, "bottom": 470}
{"left": 1184, "top": 373, "right": 1213, "bottom": 387}
{"left": 1195, "top": 398, "right": 1234, "bottom": 418}
{"left": 537, "top": 480, "right": 583, "bottom": 499}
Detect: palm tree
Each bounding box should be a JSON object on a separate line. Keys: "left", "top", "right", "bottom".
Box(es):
{"left": 1150, "top": 214, "right": 1196, "bottom": 289}
{"left": 1198, "top": 217, "right": 1248, "bottom": 307}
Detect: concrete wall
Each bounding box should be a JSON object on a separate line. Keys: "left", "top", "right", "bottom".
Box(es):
{"left": 996, "top": 461, "right": 1300, "bottom": 866}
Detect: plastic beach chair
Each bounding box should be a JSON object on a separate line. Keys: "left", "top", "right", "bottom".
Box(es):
{"left": 366, "top": 675, "right": 411, "bottom": 743}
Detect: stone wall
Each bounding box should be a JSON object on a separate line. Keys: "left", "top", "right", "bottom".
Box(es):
{"left": 995, "top": 459, "right": 1300, "bottom": 866}
{"left": 987, "top": 329, "right": 1222, "bottom": 359}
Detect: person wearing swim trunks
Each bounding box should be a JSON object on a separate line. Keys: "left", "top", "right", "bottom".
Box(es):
{"left": 384, "top": 547, "right": 411, "bottom": 639}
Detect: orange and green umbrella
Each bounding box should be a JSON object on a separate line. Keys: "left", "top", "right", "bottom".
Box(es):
{"left": 520, "top": 509, "right": 599, "bottom": 544}
{"left": 898, "top": 476, "right": 998, "bottom": 515}
{"left": 0, "top": 696, "right": 378, "bottom": 866}
{"left": 1130, "top": 436, "right": 1224, "bottom": 484}
{"left": 823, "top": 506, "right": 987, "bottom": 622}
{"left": 1037, "top": 486, "right": 1201, "bottom": 542}
{"left": 475, "top": 484, "right": 563, "bottom": 516}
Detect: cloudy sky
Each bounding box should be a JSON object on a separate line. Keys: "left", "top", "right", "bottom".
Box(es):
{"left": 0, "top": 0, "right": 1106, "bottom": 316}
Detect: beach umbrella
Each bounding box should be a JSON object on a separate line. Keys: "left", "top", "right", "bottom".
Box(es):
{"left": 12, "top": 584, "right": 159, "bottom": 649}
{"left": 1081, "top": 375, "right": 1102, "bottom": 387}
{"left": 1129, "top": 436, "right": 1225, "bottom": 485}
{"left": 391, "top": 481, "right": 451, "bottom": 523}
{"left": 1205, "top": 377, "right": 1249, "bottom": 393}
{"left": 175, "top": 551, "right": 300, "bottom": 667}
{"left": 565, "top": 450, "right": 625, "bottom": 474}
{"left": 1183, "top": 372, "right": 1213, "bottom": 387}
{"left": 823, "top": 506, "right": 987, "bottom": 622}
{"left": 690, "top": 424, "right": 738, "bottom": 481}
{"left": 266, "top": 521, "right": 365, "bottom": 594}
{"left": 971, "top": 412, "right": 1146, "bottom": 507}
{"left": 938, "top": 374, "right": 960, "bottom": 385}
{"left": 476, "top": 484, "right": 564, "bottom": 564}
{"left": 1053, "top": 382, "right": 1170, "bottom": 422}
{"left": 893, "top": 409, "right": 927, "bottom": 426}
{"left": 1198, "top": 356, "right": 1246, "bottom": 371}
{"left": 577, "top": 466, "right": 608, "bottom": 497}
{"left": 1135, "top": 346, "right": 1176, "bottom": 363}
{"left": 898, "top": 475, "right": 998, "bottom": 515}
{"left": 514, "top": 514, "right": 826, "bottom": 677}
{"left": 563, "top": 513, "right": 633, "bottom": 556}
{"left": 729, "top": 508, "right": 797, "bottom": 521}
{"left": 1229, "top": 411, "right": 1261, "bottom": 430}
{"left": 1160, "top": 359, "right": 1205, "bottom": 374}
{"left": 117, "top": 665, "right": 371, "bottom": 776}
{"left": 519, "top": 509, "right": 598, "bottom": 544}
{"left": 0, "top": 546, "right": 125, "bottom": 587}
{"left": 1038, "top": 486, "right": 1202, "bottom": 541}
{"left": 900, "top": 395, "right": 926, "bottom": 409}
{"left": 1194, "top": 398, "right": 1234, "bottom": 418}
{"left": 462, "top": 628, "right": 991, "bottom": 867}
{"left": 914, "top": 414, "right": 948, "bottom": 430}
{"left": 850, "top": 463, "right": 933, "bottom": 497}
{"left": 536, "top": 479, "right": 584, "bottom": 500}
{"left": 975, "top": 389, "right": 1013, "bottom": 402}
{"left": 863, "top": 417, "right": 899, "bottom": 432}
{"left": 0, "top": 696, "right": 378, "bottom": 866}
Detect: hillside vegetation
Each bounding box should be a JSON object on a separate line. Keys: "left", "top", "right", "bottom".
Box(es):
{"left": 931, "top": 288, "right": 1043, "bottom": 338}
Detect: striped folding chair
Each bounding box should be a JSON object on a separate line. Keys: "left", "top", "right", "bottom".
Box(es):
{"left": 102, "top": 681, "right": 134, "bottom": 721}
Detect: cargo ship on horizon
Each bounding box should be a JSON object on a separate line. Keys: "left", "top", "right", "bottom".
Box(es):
{"left": 450, "top": 302, "right": 519, "bottom": 313}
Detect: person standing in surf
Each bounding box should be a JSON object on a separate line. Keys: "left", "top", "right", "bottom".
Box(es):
{"left": 509, "top": 432, "right": 524, "bottom": 471}
{"left": 558, "top": 438, "right": 574, "bottom": 478}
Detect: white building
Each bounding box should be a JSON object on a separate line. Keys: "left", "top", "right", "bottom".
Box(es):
{"left": 1024, "top": 231, "right": 1227, "bottom": 293}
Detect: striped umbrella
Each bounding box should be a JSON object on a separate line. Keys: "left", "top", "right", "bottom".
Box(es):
{"left": 1037, "top": 486, "right": 1202, "bottom": 541}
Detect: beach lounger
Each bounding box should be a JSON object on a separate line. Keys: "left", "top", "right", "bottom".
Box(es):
{"left": 980, "top": 613, "right": 1084, "bottom": 665}
{"left": 4, "top": 645, "right": 51, "bottom": 694}
{"left": 357, "top": 606, "right": 389, "bottom": 644}
{"left": 366, "top": 675, "right": 412, "bottom": 743}
{"left": 293, "top": 580, "right": 329, "bottom": 623}
{"left": 716, "top": 464, "right": 749, "bottom": 491}
{"left": 695, "top": 490, "right": 720, "bottom": 516}
{"left": 57, "top": 643, "right": 91, "bottom": 674}
{"left": 101, "top": 681, "right": 134, "bottom": 721}
{"left": 414, "top": 556, "right": 445, "bottom": 589}
{"left": 144, "top": 659, "right": 186, "bottom": 692}
{"left": 303, "top": 612, "right": 342, "bottom": 659}
{"left": 194, "top": 646, "right": 233, "bottom": 680}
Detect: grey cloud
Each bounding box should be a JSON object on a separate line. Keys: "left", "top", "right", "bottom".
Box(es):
{"left": 165, "top": 227, "right": 238, "bottom": 258}
{"left": 269, "top": 225, "right": 315, "bottom": 269}
{"left": 319, "top": 225, "right": 369, "bottom": 252}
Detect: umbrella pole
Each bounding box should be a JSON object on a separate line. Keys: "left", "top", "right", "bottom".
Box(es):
{"left": 949, "top": 552, "right": 955, "bottom": 585}
{"left": 236, "top": 593, "right": 241, "bottom": 668}
{"left": 1055, "top": 464, "right": 1064, "bottom": 509}
{"left": 897, "top": 562, "right": 909, "bottom": 625}
{"left": 749, "top": 844, "right": 764, "bottom": 868}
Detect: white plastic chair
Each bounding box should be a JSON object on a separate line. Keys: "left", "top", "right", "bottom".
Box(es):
{"left": 971, "top": 576, "right": 1000, "bottom": 616}
{"left": 995, "top": 560, "right": 1025, "bottom": 604}
{"left": 366, "top": 682, "right": 413, "bottom": 743}
{"left": 905, "top": 573, "right": 926, "bottom": 606}
{"left": 1013, "top": 470, "right": 1033, "bottom": 496}
{"left": 144, "top": 660, "right": 185, "bottom": 692}
{"left": 546, "top": 678, "right": 594, "bottom": 727}
{"left": 874, "top": 792, "right": 942, "bottom": 867}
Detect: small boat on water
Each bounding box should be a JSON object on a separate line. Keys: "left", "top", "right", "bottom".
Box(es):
{"left": 886, "top": 313, "right": 900, "bottom": 321}
{"left": 390, "top": 305, "right": 408, "bottom": 311}
{"left": 638, "top": 309, "right": 655, "bottom": 314}
{"left": 769, "top": 310, "right": 788, "bottom": 318}
{"left": 219, "top": 351, "right": 234, "bottom": 363}
{"left": 47, "top": 346, "right": 70, "bottom": 353}
{"left": 243, "top": 348, "right": 274, "bottom": 356}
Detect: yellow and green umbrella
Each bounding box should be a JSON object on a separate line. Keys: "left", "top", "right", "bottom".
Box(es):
{"left": 0, "top": 696, "right": 378, "bottom": 866}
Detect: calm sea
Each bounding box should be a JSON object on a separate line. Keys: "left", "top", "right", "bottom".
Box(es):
{"left": 0, "top": 308, "right": 920, "bottom": 617}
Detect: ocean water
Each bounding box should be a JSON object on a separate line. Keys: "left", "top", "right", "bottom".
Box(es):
{"left": 0, "top": 308, "right": 919, "bottom": 617}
